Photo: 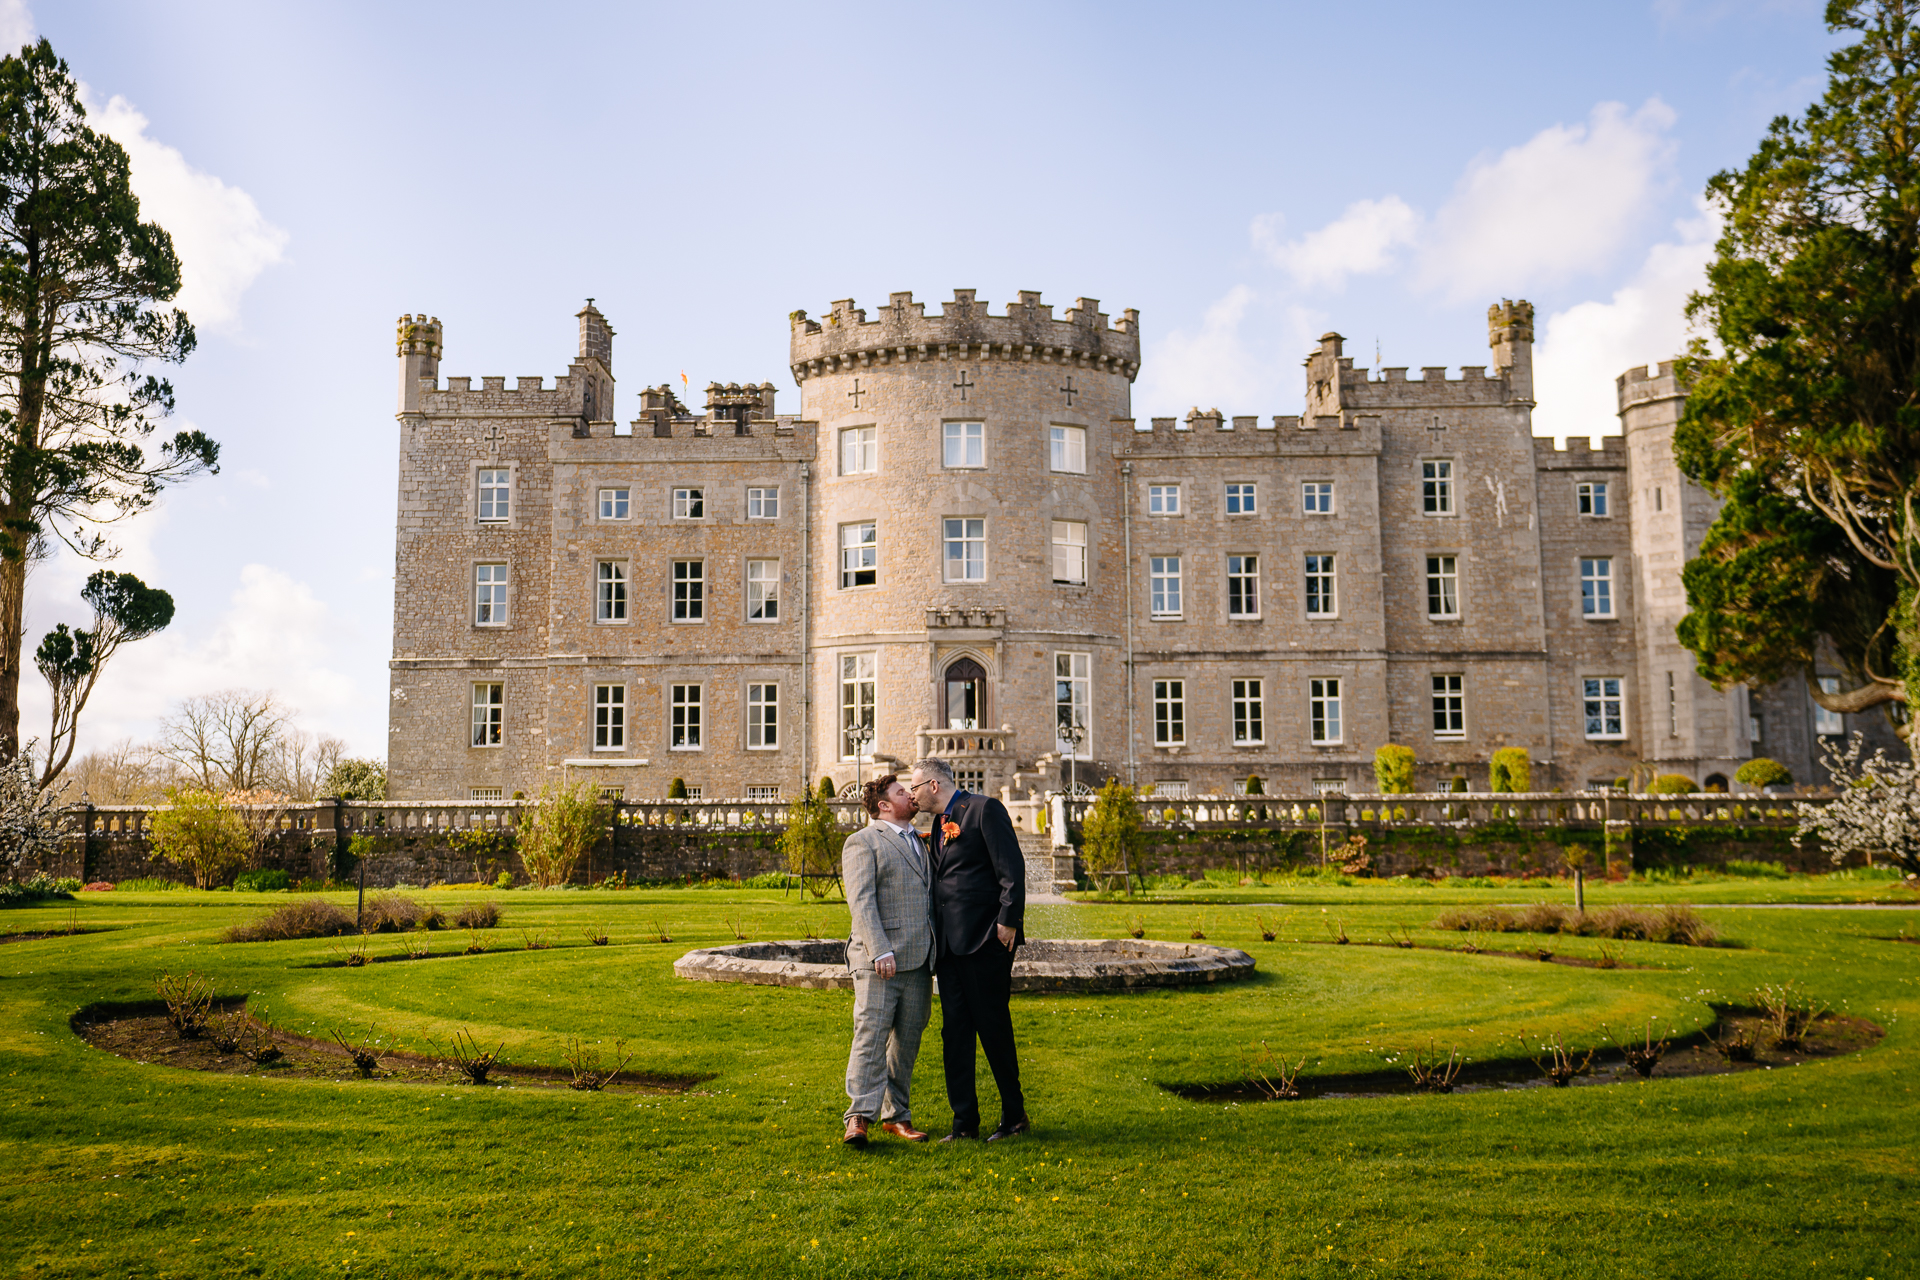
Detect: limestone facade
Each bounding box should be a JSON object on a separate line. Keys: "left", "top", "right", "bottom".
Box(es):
{"left": 386, "top": 292, "right": 1877, "bottom": 801}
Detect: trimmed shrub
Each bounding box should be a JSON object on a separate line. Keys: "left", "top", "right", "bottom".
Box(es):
{"left": 1734, "top": 758, "right": 1793, "bottom": 789}
{"left": 817, "top": 776, "right": 836, "bottom": 801}
{"left": 225, "top": 898, "right": 356, "bottom": 943}
{"left": 454, "top": 901, "right": 501, "bottom": 929}
{"left": 149, "top": 788, "right": 250, "bottom": 888}
{"left": 1244, "top": 775, "right": 1264, "bottom": 796}
{"left": 1489, "top": 748, "right": 1531, "bottom": 793}
{"left": 1374, "top": 745, "right": 1417, "bottom": 795}
{"left": 233, "top": 868, "right": 292, "bottom": 893}
{"left": 667, "top": 777, "right": 689, "bottom": 800}
{"left": 1649, "top": 774, "right": 1697, "bottom": 796}
{"left": 1450, "top": 776, "right": 1468, "bottom": 793}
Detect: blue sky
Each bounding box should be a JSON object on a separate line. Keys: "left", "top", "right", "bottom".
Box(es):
{"left": 25, "top": 0, "right": 1842, "bottom": 760}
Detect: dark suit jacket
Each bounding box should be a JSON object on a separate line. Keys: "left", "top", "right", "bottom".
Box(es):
{"left": 930, "top": 790, "right": 1026, "bottom": 957}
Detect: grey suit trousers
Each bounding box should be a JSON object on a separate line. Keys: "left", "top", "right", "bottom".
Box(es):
{"left": 843, "top": 963, "right": 933, "bottom": 1124}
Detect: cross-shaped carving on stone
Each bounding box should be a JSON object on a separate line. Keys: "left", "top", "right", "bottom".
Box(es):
{"left": 848, "top": 378, "right": 865, "bottom": 408}
{"left": 1427, "top": 414, "right": 1447, "bottom": 445}
{"left": 484, "top": 423, "right": 505, "bottom": 457}
{"left": 953, "top": 370, "right": 975, "bottom": 401}
{"left": 1060, "top": 376, "right": 1077, "bottom": 407}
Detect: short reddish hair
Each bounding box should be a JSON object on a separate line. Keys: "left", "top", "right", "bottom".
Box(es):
{"left": 861, "top": 773, "right": 900, "bottom": 817}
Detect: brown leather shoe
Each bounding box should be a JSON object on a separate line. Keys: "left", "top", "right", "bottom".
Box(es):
{"left": 881, "top": 1120, "right": 929, "bottom": 1142}
{"left": 842, "top": 1117, "right": 870, "bottom": 1148}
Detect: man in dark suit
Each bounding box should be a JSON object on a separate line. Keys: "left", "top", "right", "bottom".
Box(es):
{"left": 908, "top": 756, "right": 1029, "bottom": 1142}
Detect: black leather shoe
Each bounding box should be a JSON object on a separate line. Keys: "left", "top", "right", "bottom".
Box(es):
{"left": 937, "top": 1129, "right": 979, "bottom": 1144}
{"left": 986, "top": 1115, "right": 1030, "bottom": 1142}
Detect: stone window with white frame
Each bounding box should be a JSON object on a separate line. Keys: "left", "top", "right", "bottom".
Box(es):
{"left": 1305, "top": 554, "right": 1337, "bottom": 617}
{"left": 1153, "top": 679, "right": 1185, "bottom": 745}
{"left": 746, "top": 559, "right": 779, "bottom": 621}
{"left": 474, "top": 563, "right": 508, "bottom": 626}
{"left": 746, "top": 784, "right": 780, "bottom": 802}
{"left": 1149, "top": 556, "right": 1182, "bottom": 618}
{"left": 1581, "top": 557, "right": 1614, "bottom": 617}
{"left": 943, "top": 421, "right": 984, "bottom": 468}
{"left": 1055, "top": 651, "right": 1090, "bottom": 754}
{"left": 1226, "top": 483, "right": 1257, "bottom": 514}
{"left": 1310, "top": 677, "right": 1343, "bottom": 744}
{"left": 469, "top": 787, "right": 503, "bottom": 803}
{"left": 1232, "top": 678, "right": 1264, "bottom": 745}
{"left": 1583, "top": 677, "right": 1626, "bottom": 739}
{"left": 1227, "top": 554, "right": 1260, "bottom": 618}
{"left": 593, "top": 684, "right": 625, "bottom": 750}
{"left": 1050, "top": 425, "right": 1086, "bottom": 473}
{"left": 1432, "top": 673, "right": 1465, "bottom": 738}
{"left": 672, "top": 560, "right": 705, "bottom": 622}
{"left": 1147, "top": 483, "right": 1181, "bottom": 515}
{"left": 1578, "top": 481, "right": 1609, "bottom": 516}
{"left": 471, "top": 682, "right": 503, "bottom": 747}
{"left": 596, "top": 560, "right": 627, "bottom": 623}
{"left": 1815, "top": 676, "right": 1845, "bottom": 735}
{"left": 1051, "top": 520, "right": 1087, "bottom": 585}
{"left": 1426, "top": 555, "right": 1459, "bottom": 619}
{"left": 670, "top": 684, "right": 702, "bottom": 749}
{"left": 841, "top": 426, "right": 876, "bottom": 475}
{"left": 598, "top": 487, "right": 629, "bottom": 520}
{"left": 747, "top": 682, "right": 778, "bottom": 749}
{"left": 1303, "top": 481, "right": 1334, "bottom": 514}
{"left": 1422, "top": 460, "right": 1454, "bottom": 515}
{"left": 943, "top": 518, "right": 986, "bottom": 582}
{"left": 840, "top": 522, "right": 877, "bottom": 588}
{"left": 840, "top": 653, "right": 875, "bottom": 759}
{"left": 672, "top": 487, "right": 704, "bottom": 519}
{"left": 477, "top": 468, "right": 510, "bottom": 523}
{"left": 747, "top": 486, "right": 779, "bottom": 519}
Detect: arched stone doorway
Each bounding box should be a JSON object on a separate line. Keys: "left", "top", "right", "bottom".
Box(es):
{"left": 943, "top": 656, "right": 986, "bottom": 730}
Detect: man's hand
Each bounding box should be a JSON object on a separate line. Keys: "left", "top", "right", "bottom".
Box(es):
{"left": 996, "top": 924, "right": 1016, "bottom": 949}
{"left": 875, "top": 953, "right": 897, "bottom": 979}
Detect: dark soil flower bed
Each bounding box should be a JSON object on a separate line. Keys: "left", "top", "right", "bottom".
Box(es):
{"left": 1166, "top": 1010, "right": 1883, "bottom": 1103}
{"left": 70, "top": 999, "right": 706, "bottom": 1094}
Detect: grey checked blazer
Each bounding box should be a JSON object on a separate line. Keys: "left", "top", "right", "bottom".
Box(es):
{"left": 842, "top": 819, "right": 935, "bottom": 973}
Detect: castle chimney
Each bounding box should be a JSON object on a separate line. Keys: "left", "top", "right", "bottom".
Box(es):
{"left": 1487, "top": 299, "right": 1534, "bottom": 405}
{"left": 577, "top": 299, "right": 614, "bottom": 373}
{"left": 396, "top": 314, "right": 442, "bottom": 414}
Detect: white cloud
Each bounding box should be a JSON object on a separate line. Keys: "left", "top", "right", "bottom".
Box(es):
{"left": 1417, "top": 99, "right": 1678, "bottom": 302}
{"left": 0, "top": 0, "right": 32, "bottom": 53}
{"left": 1134, "top": 286, "right": 1324, "bottom": 417}
{"left": 1531, "top": 199, "right": 1720, "bottom": 442}
{"left": 81, "top": 91, "right": 288, "bottom": 334}
{"left": 19, "top": 561, "right": 372, "bottom": 758}
{"left": 1252, "top": 196, "right": 1422, "bottom": 291}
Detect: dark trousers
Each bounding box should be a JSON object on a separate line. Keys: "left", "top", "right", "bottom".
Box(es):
{"left": 938, "top": 941, "right": 1024, "bottom": 1132}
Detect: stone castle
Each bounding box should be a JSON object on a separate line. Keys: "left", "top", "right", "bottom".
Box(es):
{"left": 386, "top": 290, "right": 1875, "bottom": 802}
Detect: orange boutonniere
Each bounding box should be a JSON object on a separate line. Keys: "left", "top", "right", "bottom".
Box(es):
{"left": 941, "top": 820, "right": 961, "bottom": 840}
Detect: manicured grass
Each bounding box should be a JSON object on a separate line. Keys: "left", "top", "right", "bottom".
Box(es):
{"left": 1071, "top": 868, "right": 1916, "bottom": 906}
{"left": 2, "top": 887, "right": 1917, "bottom": 1278}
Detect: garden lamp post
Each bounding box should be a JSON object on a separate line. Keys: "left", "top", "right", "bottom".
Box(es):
{"left": 848, "top": 722, "right": 874, "bottom": 795}
{"left": 1060, "top": 719, "right": 1086, "bottom": 798}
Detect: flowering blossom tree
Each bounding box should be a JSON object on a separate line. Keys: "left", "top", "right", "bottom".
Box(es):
{"left": 1795, "top": 734, "right": 1920, "bottom": 877}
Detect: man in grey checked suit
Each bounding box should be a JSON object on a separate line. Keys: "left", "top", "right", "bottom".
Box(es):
{"left": 840, "top": 773, "right": 936, "bottom": 1147}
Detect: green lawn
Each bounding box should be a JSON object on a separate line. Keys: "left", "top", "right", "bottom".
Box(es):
{"left": 2, "top": 886, "right": 1916, "bottom": 1278}
{"left": 1070, "top": 868, "right": 1916, "bottom": 906}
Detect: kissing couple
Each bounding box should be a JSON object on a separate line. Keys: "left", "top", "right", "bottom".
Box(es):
{"left": 839, "top": 756, "right": 1028, "bottom": 1146}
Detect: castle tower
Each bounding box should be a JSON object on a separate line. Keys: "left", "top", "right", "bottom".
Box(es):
{"left": 789, "top": 289, "right": 1140, "bottom": 793}
{"left": 396, "top": 314, "right": 442, "bottom": 413}
{"left": 1487, "top": 299, "right": 1534, "bottom": 407}
{"left": 1618, "top": 361, "right": 1750, "bottom": 780}
{"left": 575, "top": 300, "right": 614, "bottom": 425}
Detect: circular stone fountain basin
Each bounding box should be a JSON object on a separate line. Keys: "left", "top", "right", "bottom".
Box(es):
{"left": 673, "top": 938, "right": 1256, "bottom": 993}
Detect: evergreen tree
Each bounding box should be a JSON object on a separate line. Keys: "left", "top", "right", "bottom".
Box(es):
{"left": 1676, "top": 1, "right": 1920, "bottom": 727}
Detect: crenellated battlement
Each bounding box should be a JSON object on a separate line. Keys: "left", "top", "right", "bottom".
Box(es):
{"left": 1533, "top": 433, "right": 1629, "bottom": 469}
{"left": 398, "top": 304, "right": 611, "bottom": 423}
{"left": 1616, "top": 359, "right": 1685, "bottom": 413}
{"left": 788, "top": 288, "right": 1141, "bottom": 384}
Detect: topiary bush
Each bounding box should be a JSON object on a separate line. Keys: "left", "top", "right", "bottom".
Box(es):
{"left": 1649, "top": 774, "right": 1697, "bottom": 796}
{"left": 1734, "top": 757, "right": 1793, "bottom": 789}
{"left": 232, "top": 868, "right": 291, "bottom": 893}
{"left": 1489, "top": 748, "right": 1531, "bottom": 793}
{"left": 1374, "top": 745, "right": 1417, "bottom": 794}
{"left": 1244, "top": 775, "right": 1264, "bottom": 796}
{"left": 667, "top": 777, "right": 689, "bottom": 800}
{"left": 1450, "top": 776, "right": 1468, "bottom": 794}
